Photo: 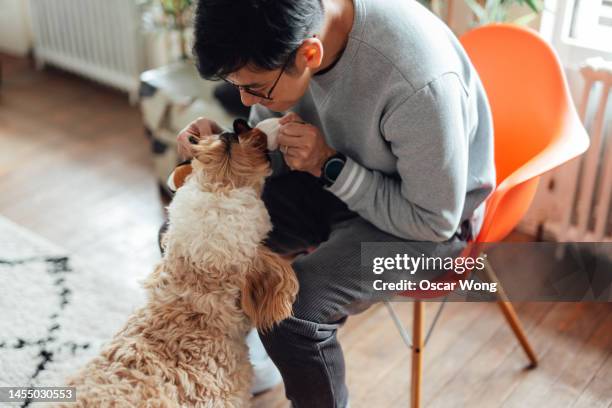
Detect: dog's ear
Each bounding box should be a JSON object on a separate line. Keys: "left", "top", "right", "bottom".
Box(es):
{"left": 233, "top": 118, "right": 252, "bottom": 135}
{"left": 242, "top": 246, "right": 298, "bottom": 332}
{"left": 240, "top": 128, "right": 268, "bottom": 152}
{"left": 167, "top": 161, "right": 193, "bottom": 192}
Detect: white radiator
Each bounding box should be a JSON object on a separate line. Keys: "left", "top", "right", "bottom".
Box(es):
{"left": 29, "top": 0, "right": 145, "bottom": 103}
{"left": 520, "top": 58, "right": 612, "bottom": 243}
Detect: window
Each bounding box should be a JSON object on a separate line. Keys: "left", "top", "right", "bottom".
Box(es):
{"left": 569, "top": 0, "right": 612, "bottom": 52}
{"left": 540, "top": 0, "right": 612, "bottom": 68}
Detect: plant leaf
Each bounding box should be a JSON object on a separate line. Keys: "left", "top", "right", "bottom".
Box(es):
{"left": 525, "top": 0, "right": 540, "bottom": 12}
{"left": 465, "top": 0, "right": 487, "bottom": 22}
{"left": 513, "top": 12, "right": 537, "bottom": 25}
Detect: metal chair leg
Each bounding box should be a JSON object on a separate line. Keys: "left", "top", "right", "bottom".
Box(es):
{"left": 386, "top": 299, "right": 448, "bottom": 407}
{"left": 411, "top": 301, "right": 424, "bottom": 408}
{"left": 482, "top": 258, "right": 538, "bottom": 368}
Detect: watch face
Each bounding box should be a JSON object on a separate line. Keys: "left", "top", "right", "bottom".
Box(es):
{"left": 325, "top": 158, "right": 345, "bottom": 183}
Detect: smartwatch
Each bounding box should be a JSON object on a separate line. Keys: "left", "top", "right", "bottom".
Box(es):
{"left": 320, "top": 152, "right": 346, "bottom": 187}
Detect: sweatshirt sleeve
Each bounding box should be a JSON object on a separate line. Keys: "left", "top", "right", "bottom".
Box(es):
{"left": 326, "top": 73, "right": 471, "bottom": 241}
{"left": 248, "top": 105, "right": 290, "bottom": 178}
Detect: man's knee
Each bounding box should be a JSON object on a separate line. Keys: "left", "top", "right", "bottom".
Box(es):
{"left": 258, "top": 314, "right": 345, "bottom": 360}
{"left": 258, "top": 258, "right": 349, "bottom": 347}
{"left": 288, "top": 236, "right": 372, "bottom": 321}
{"left": 289, "top": 258, "right": 345, "bottom": 325}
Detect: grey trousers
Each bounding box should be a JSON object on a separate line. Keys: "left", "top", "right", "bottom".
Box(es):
{"left": 258, "top": 171, "right": 470, "bottom": 408}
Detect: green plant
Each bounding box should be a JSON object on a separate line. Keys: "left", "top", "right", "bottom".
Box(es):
{"left": 159, "top": 0, "right": 193, "bottom": 21}
{"left": 161, "top": 0, "right": 194, "bottom": 59}
{"left": 465, "top": 0, "right": 541, "bottom": 25}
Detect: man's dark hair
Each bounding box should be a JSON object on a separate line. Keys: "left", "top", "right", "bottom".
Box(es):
{"left": 192, "top": 0, "right": 325, "bottom": 80}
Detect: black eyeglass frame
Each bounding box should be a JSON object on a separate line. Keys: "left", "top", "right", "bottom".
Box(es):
{"left": 222, "top": 55, "right": 292, "bottom": 101}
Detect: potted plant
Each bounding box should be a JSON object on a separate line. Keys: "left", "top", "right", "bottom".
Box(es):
{"left": 158, "top": 0, "right": 194, "bottom": 60}
{"left": 464, "top": 0, "right": 542, "bottom": 26}
{"left": 142, "top": 0, "right": 195, "bottom": 62}
{"left": 419, "top": 0, "right": 542, "bottom": 26}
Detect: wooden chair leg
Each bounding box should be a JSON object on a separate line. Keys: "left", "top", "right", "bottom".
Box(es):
{"left": 483, "top": 259, "right": 538, "bottom": 368}
{"left": 411, "top": 301, "right": 424, "bottom": 408}
{"left": 496, "top": 300, "right": 538, "bottom": 367}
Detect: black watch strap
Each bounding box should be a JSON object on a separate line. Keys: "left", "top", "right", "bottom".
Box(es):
{"left": 320, "top": 152, "right": 346, "bottom": 187}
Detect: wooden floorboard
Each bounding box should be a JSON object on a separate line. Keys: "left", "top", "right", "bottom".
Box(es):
{"left": 562, "top": 311, "right": 612, "bottom": 407}
{"left": 361, "top": 302, "right": 491, "bottom": 408}
{"left": 500, "top": 303, "right": 612, "bottom": 408}
{"left": 0, "top": 53, "right": 163, "bottom": 293}
{"left": 425, "top": 302, "right": 555, "bottom": 408}
{"left": 1, "top": 53, "right": 610, "bottom": 408}
{"left": 570, "top": 349, "right": 612, "bottom": 408}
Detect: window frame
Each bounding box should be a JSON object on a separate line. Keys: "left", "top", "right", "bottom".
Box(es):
{"left": 540, "top": 0, "right": 612, "bottom": 69}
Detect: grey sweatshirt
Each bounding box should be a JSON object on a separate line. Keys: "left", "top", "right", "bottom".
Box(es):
{"left": 249, "top": 0, "right": 496, "bottom": 242}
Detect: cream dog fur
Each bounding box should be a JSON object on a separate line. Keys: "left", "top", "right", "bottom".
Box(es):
{"left": 56, "top": 126, "right": 298, "bottom": 407}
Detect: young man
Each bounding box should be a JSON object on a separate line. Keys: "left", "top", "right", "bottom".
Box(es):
{"left": 181, "top": 0, "right": 496, "bottom": 406}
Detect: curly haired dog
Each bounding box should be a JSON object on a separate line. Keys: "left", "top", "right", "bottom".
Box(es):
{"left": 57, "top": 120, "right": 298, "bottom": 407}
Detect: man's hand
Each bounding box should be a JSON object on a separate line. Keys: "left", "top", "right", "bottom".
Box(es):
{"left": 176, "top": 117, "right": 223, "bottom": 160}
{"left": 278, "top": 112, "right": 336, "bottom": 177}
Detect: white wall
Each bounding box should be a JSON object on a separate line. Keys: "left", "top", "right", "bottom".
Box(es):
{"left": 448, "top": 0, "right": 473, "bottom": 36}
{"left": 0, "top": 0, "right": 32, "bottom": 56}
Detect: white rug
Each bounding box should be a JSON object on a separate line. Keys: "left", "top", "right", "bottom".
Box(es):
{"left": 0, "top": 216, "right": 146, "bottom": 405}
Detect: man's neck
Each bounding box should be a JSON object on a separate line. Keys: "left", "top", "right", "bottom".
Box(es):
{"left": 315, "top": 0, "right": 355, "bottom": 75}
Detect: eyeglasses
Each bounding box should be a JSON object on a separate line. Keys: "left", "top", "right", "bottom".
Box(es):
{"left": 223, "top": 57, "right": 291, "bottom": 101}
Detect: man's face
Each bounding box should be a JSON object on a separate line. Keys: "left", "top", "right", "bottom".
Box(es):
{"left": 227, "top": 64, "right": 311, "bottom": 113}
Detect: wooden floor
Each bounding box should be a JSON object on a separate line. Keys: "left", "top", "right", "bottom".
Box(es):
{"left": 1, "top": 54, "right": 611, "bottom": 408}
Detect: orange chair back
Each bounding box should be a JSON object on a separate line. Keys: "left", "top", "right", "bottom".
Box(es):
{"left": 459, "top": 24, "right": 589, "bottom": 242}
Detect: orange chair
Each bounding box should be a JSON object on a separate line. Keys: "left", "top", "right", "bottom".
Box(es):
{"left": 384, "top": 24, "right": 590, "bottom": 408}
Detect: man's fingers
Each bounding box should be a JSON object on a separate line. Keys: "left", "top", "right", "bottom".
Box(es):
{"left": 178, "top": 124, "right": 196, "bottom": 139}
{"left": 284, "top": 151, "right": 303, "bottom": 170}
{"left": 180, "top": 118, "right": 222, "bottom": 138}
{"left": 278, "top": 123, "right": 315, "bottom": 150}
{"left": 209, "top": 120, "right": 223, "bottom": 134}
{"left": 279, "top": 112, "right": 299, "bottom": 124}
{"left": 176, "top": 117, "right": 222, "bottom": 160}
{"left": 280, "top": 122, "right": 312, "bottom": 137}
{"left": 177, "top": 134, "right": 195, "bottom": 160}
{"left": 287, "top": 144, "right": 309, "bottom": 157}
{"left": 279, "top": 112, "right": 303, "bottom": 125}
{"left": 278, "top": 133, "right": 307, "bottom": 148}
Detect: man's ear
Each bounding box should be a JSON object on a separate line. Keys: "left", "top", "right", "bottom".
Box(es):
{"left": 241, "top": 246, "right": 299, "bottom": 332}
{"left": 233, "top": 118, "right": 252, "bottom": 135}
{"left": 297, "top": 38, "right": 324, "bottom": 71}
